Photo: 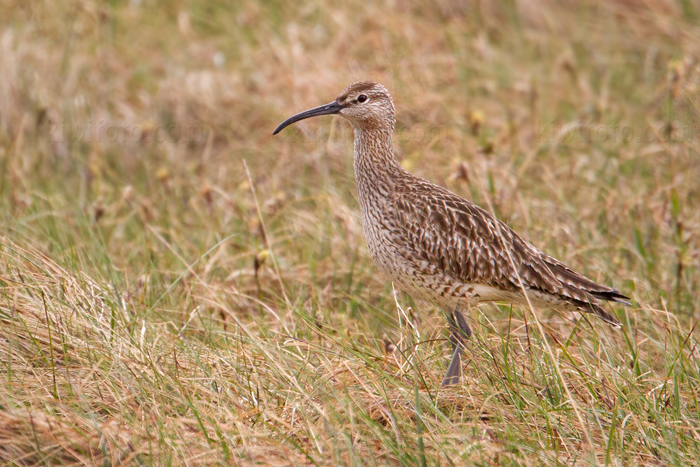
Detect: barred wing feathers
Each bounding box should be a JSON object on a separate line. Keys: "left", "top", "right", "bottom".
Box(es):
{"left": 391, "top": 181, "right": 628, "bottom": 326}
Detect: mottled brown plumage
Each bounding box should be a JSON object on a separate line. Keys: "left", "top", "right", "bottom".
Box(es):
{"left": 274, "top": 81, "right": 630, "bottom": 386}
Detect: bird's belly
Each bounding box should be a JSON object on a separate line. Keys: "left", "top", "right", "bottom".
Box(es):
{"left": 360, "top": 201, "right": 519, "bottom": 309}
{"left": 367, "top": 243, "right": 476, "bottom": 308}
{"left": 365, "top": 234, "right": 528, "bottom": 310}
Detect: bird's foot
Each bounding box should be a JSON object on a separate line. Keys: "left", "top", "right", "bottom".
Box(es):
{"left": 441, "top": 307, "right": 471, "bottom": 387}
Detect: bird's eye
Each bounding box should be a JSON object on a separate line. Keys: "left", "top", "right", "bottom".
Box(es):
{"left": 357, "top": 94, "right": 368, "bottom": 103}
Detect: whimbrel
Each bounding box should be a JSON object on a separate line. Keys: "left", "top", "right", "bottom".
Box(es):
{"left": 274, "top": 82, "right": 630, "bottom": 387}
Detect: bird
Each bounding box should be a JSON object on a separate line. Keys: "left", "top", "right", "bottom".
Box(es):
{"left": 273, "top": 81, "right": 630, "bottom": 387}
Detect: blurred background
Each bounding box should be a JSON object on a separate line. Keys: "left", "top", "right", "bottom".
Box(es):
{"left": 1, "top": 1, "right": 699, "bottom": 465}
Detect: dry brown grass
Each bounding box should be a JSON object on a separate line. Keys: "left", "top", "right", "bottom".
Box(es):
{"left": 1, "top": 0, "right": 700, "bottom": 465}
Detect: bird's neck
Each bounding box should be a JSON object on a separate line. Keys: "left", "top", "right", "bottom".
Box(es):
{"left": 353, "top": 127, "right": 403, "bottom": 185}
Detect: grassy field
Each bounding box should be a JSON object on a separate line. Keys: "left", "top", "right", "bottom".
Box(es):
{"left": 1, "top": 0, "right": 700, "bottom": 465}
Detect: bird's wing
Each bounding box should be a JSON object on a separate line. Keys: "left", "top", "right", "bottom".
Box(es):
{"left": 390, "top": 181, "right": 627, "bottom": 325}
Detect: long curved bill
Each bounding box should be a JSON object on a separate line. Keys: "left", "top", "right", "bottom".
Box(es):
{"left": 273, "top": 101, "right": 342, "bottom": 135}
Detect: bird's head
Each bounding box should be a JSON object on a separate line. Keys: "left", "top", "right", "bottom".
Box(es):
{"left": 273, "top": 81, "right": 395, "bottom": 135}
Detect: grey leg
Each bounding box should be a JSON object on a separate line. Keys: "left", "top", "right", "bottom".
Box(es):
{"left": 441, "top": 307, "right": 471, "bottom": 387}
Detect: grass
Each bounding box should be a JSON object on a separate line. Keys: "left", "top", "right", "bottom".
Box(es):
{"left": 1, "top": 0, "right": 699, "bottom": 464}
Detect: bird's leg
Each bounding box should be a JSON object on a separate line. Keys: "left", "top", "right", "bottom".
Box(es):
{"left": 441, "top": 307, "right": 471, "bottom": 387}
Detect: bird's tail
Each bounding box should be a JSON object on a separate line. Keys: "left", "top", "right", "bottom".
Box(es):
{"left": 581, "top": 301, "right": 622, "bottom": 328}
{"left": 588, "top": 289, "right": 632, "bottom": 307}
